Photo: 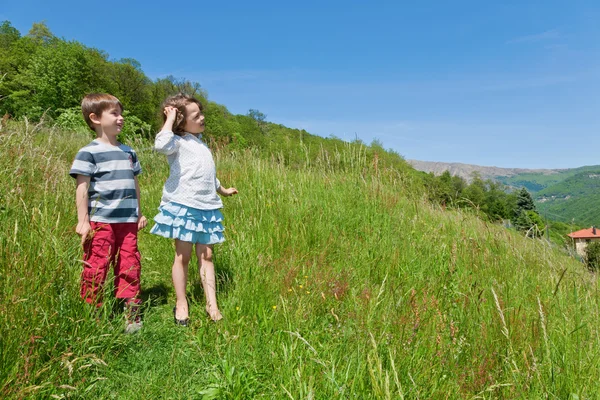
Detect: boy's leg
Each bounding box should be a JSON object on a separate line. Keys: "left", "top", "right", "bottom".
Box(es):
{"left": 81, "top": 222, "right": 115, "bottom": 306}
{"left": 196, "top": 244, "right": 222, "bottom": 321}
{"left": 113, "top": 223, "right": 141, "bottom": 304}
{"left": 173, "top": 239, "right": 193, "bottom": 320}
{"left": 114, "top": 223, "right": 142, "bottom": 333}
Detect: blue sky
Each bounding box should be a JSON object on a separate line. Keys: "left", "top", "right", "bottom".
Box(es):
{"left": 3, "top": 0, "right": 600, "bottom": 168}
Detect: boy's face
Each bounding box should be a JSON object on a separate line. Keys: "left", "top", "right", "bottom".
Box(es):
{"left": 92, "top": 106, "right": 124, "bottom": 136}
{"left": 183, "top": 102, "right": 205, "bottom": 134}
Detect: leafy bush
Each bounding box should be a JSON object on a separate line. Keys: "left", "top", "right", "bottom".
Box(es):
{"left": 585, "top": 241, "right": 600, "bottom": 271}
{"left": 55, "top": 107, "right": 151, "bottom": 139}
{"left": 120, "top": 110, "right": 152, "bottom": 139}
{"left": 55, "top": 106, "right": 87, "bottom": 132}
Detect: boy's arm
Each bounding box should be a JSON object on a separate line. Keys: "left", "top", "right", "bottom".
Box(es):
{"left": 135, "top": 176, "right": 147, "bottom": 231}
{"left": 75, "top": 175, "right": 92, "bottom": 246}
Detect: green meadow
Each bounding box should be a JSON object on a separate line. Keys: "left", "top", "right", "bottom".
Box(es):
{"left": 2, "top": 121, "right": 599, "bottom": 399}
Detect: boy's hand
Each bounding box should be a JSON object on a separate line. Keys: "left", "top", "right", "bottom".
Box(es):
{"left": 137, "top": 215, "right": 148, "bottom": 231}
{"left": 76, "top": 221, "right": 93, "bottom": 246}
{"left": 220, "top": 187, "right": 238, "bottom": 197}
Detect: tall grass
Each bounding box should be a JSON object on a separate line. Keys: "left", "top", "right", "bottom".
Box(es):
{"left": 1, "top": 122, "right": 599, "bottom": 399}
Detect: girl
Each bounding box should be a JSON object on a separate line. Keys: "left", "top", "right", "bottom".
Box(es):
{"left": 151, "top": 93, "right": 237, "bottom": 324}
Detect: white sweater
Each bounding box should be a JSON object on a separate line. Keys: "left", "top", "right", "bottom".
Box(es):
{"left": 154, "top": 130, "right": 223, "bottom": 210}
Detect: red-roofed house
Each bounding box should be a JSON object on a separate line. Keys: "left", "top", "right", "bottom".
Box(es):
{"left": 568, "top": 227, "right": 600, "bottom": 257}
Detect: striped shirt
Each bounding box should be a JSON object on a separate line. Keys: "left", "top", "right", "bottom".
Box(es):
{"left": 70, "top": 140, "right": 141, "bottom": 223}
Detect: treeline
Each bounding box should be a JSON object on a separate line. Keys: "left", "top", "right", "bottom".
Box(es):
{"left": 0, "top": 21, "right": 204, "bottom": 136}
{"left": 1, "top": 20, "right": 558, "bottom": 240}
{"left": 423, "top": 171, "right": 555, "bottom": 237}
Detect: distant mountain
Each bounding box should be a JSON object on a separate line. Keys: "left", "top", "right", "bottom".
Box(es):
{"left": 407, "top": 160, "right": 562, "bottom": 183}
{"left": 408, "top": 159, "right": 600, "bottom": 226}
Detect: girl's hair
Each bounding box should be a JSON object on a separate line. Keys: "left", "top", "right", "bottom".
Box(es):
{"left": 81, "top": 93, "right": 123, "bottom": 131}
{"left": 161, "top": 93, "right": 204, "bottom": 135}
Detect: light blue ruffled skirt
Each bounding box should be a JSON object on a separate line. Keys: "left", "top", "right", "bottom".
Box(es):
{"left": 150, "top": 202, "right": 225, "bottom": 244}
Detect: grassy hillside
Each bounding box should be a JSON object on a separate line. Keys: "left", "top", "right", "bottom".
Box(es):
{"left": 2, "top": 122, "right": 600, "bottom": 398}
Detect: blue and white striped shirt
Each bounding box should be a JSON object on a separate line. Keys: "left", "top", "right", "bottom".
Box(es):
{"left": 70, "top": 140, "right": 141, "bottom": 223}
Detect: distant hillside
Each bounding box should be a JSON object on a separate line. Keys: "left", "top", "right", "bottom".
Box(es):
{"left": 409, "top": 159, "right": 600, "bottom": 226}
{"left": 497, "top": 165, "right": 600, "bottom": 193}
{"left": 535, "top": 170, "right": 600, "bottom": 226}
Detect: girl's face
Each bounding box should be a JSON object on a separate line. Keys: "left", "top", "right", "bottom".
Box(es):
{"left": 183, "top": 102, "right": 205, "bottom": 134}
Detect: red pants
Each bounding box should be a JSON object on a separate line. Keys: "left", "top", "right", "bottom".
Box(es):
{"left": 81, "top": 222, "right": 141, "bottom": 306}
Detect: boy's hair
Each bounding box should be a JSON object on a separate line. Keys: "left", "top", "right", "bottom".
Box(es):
{"left": 81, "top": 93, "right": 123, "bottom": 131}
{"left": 161, "top": 93, "right": 204, "bottom": 135}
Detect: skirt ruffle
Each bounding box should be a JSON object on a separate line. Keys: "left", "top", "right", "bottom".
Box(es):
{"left": 150, "top": 202, "right": 225, "bottom": 244}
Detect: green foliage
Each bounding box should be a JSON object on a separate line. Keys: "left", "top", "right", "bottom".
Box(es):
{"left": 514, "top": 209, "right": 545, "bottom": 237}
{"left": 247, "top": 108, "right": 266, "bottom": 123}
{"left": 516, "top": 187, "right": 536, "bottom": 212}
{"left": 535, "top": 171, "right": 600, "bottom": 227}
{"left": 512, "top": 188, "right": 545, "bottom": 236}
{"left": 585, "top": 242, "right": 600, "bottom": 271}
{"left": 12, "top": 40, "right": 100, "bottom": 118}
{"left": 55, "top": 106, "right": 87, "bottom": 132}
{"left": 120, "top": 110, "right": 152, "bottom": 139}
{"left": 54, "top": 107, "right": 151, "bottom": 140}
{"left": 424, "top": 171, "right": 518, "bottom": 222}
{"left": 496, "top": 165, "right": 600, "bottom": 194}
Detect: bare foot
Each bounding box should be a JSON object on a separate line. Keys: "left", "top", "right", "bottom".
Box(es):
{"left": 175, "top": 300, "right": 189, "bottom": 320}
{"left": 205, "top": 305, "right": 223, "bottom": 321}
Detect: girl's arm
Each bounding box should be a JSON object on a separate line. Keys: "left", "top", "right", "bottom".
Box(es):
{"left": 217, "top": 185, "right": 238, "bottom": 197}
{"left": 215, "top": 177, "right": 238, "bottom": 197}
{"left": 154, "top": 107, "right": 179, "bottom": 155}
{"left": 75, "top": 175, "right": 91, "bottom": 246}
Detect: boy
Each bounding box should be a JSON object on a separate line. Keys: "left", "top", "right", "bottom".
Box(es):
{"left": 69, "top": 93, "right": 147, "bottom": 333}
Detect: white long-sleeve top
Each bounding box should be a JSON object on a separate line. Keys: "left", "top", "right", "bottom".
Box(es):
{"left": 154, "top": 130, "right": 223, "bottom": 210}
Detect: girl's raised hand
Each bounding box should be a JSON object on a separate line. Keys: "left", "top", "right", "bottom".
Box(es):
{"left": 164, "top": 106, "right": 178, "bottom": 122}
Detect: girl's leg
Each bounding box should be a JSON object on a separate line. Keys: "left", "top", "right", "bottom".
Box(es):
{"left": 173, "top": 239, "right": 193, "bottom": 320}
{"left": 195, "top": 244, "right": 222, "bottom": 321}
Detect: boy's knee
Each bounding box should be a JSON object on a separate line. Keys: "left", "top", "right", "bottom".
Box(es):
{"left": 81, "top": 263, "right": 108, "bottom": 283}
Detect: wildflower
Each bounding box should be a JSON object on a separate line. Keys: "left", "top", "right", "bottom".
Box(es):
{"left": 288, "top": 288, "right": 292, "bottom": 292}
{"left": 306, "top": 291, "right": 310, "bottom": 294}
{"left": 272, "top": 305, "right": 277, "bottom": 310}
{"left": 236, "top": 306, "right": 240, "bottom": 311}
{"left": 299, "top": 285, "right": 303, "bottom": 289}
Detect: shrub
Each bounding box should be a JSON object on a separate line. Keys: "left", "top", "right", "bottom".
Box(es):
{"left": 585, "top": 241, "right": 600, "bottom": 271}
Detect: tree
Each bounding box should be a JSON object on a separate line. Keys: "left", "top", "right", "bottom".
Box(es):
{"left": 585, "top": 242, "right": 600, "bottom": 271}
{"left": 110, "top": 58, "right": 153, "bottom": 124}
{"left": 27, "top": 21, "right": 55, "bottom": 44}
{"left": 248, "top": 109, "right": 266, "bottom": 123}
{"left": 14, "top": 40, "right": 96, "bottom": 118}
{"left": 516, "top": 187, "right": 536, "bottom": 212}
{"left": 0, "top": 21, "right": 20, "bottom": 50}
{"left": 513, "top": 187, "right": 543, "bottom": 235}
